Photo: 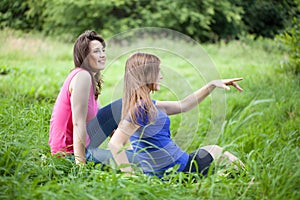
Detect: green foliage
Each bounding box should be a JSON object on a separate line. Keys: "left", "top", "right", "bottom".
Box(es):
{"left": 121, "top": 0, "right": 244, "bottom": 42}
{"left": 2, "top": 0, "right": 298, "bottom": 42}
{"left": 0, "top": 0, "right": 29, "bottom": 30}
{"left": 236, "top": 0, "right": 299, "bottom": 38}
{"left": 210, "top": 1, "right": 244, "bottom": 41}
{"left": 0, "top": 0, "right": 46, "bottom": 31}
{"left": 277, "top": 17, "right": 300, "bottom": 75}
{"left": 24, "top": 0, "right": 47, "bottom": 31}
{"left": 43, "top": 0, "right": 109, "bottom": 41}
{"left": 0, "top": 65, "right": 10, "bottom": 75}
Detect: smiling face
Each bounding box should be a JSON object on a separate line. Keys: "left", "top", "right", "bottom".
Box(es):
{"left": 88, "top": 40, "right": 106, "bottom": 72}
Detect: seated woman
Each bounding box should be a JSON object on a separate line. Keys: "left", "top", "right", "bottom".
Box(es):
{"left": 108, "top": 52, "right": 244, "bottom": 177}
{"left": 48, "top": 30, "right": 134, "bottom": 165}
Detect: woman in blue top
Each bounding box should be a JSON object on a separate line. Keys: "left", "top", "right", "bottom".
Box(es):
{"left": 108, "top": 52, "right": 244, "bottom": 177}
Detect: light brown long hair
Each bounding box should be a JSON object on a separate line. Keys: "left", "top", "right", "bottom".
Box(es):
{"left": 73, "top": 30, "right": 106, "bottom": 99}
{"left": 122, "top": 52, "right": 161, "bottom": 125}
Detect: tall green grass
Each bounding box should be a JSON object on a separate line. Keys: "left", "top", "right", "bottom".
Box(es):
{"left": 0, "top": 29, "right": 299, "bottom": 199}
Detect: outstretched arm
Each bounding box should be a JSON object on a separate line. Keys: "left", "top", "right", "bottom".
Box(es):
{"left": 156, "top": 78, "right": 243, "bottom": 115}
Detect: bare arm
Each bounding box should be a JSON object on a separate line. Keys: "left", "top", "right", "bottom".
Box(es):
{"left": 70, "top": 70, "right": 92, "bottom": 164}
{"left": 108, "top": 120, "right": 139, "bottom": 173}
{"left": 156, "top": 78, "right": 243, "bottom": 115}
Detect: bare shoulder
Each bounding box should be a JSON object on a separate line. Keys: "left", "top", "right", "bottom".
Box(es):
{"left": 74, "top": 70, "right": 91, "bottom": 81}
{"left": 69, "top": 69, "right": 92, "bottom": 92}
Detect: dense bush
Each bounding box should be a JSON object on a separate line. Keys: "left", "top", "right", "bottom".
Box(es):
{"left": 277, "top": 17, "right": 300, "bottom": 75}
{"left": 0, "top": 0, "right": 30, "bottom": 30}
{"left": 236, "top": 0, "right": 299, "bottom": 38}
{"left": 0, "top": 0, "right": 299, "bottom": 42}
{"left": 0, "top": 0, "right": 46, "bottom": 31}
{"left": 41, "top": 0, "right": 244, "bottom": 42}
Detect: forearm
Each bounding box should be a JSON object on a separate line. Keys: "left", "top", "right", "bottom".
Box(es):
{"left": 157, "top": 78, "right": 243, "bottom": 115}
{"left": 180, "top": 82, "right": 215, "bottom": 112}
{"left": 73, "top": 125, "right": 87, "bottom": 164}
{"left": 108, "top": 123, "right": 137, "bottom": 172}
{"left": 108, "top": 142, "right": 132, "bottom": 172}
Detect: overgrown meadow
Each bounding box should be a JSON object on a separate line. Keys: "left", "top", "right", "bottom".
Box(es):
{"left": 0, "top": 29, "right": 299, "bottom": 200}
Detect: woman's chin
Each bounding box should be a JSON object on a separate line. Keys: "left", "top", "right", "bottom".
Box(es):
{"left": 95, "top": 65, "right": 105, "bottom": 71}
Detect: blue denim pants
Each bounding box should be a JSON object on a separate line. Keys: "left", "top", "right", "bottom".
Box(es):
{"left": 85, "top": 98, "right": 137, "bottom": 165}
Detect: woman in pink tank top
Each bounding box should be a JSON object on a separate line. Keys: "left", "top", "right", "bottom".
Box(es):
{"left": 49, "top": 30, "right": 107, "bottom": 164}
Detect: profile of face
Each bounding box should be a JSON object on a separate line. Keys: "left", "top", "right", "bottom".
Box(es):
{"left": 153, "top": 70, "right": 163, "bottom": 91}
{"left": 88, "top": 40, "right": 106, "bottom": 72}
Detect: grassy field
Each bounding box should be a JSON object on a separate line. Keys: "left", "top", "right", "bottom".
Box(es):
{"left": 0, "top": 29, "right": 299, "bottom": 200}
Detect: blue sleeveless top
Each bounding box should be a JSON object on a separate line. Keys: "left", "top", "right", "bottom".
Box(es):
{"left": 129, "top": 100, "right": 189, "bottom": 177}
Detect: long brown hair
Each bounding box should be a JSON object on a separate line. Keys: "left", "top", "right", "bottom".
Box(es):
{"left": 73, "top": 30, "right": 106, "bottom": 99}
{"left": 122, "top": 52, "right": 161, "bottom": 125}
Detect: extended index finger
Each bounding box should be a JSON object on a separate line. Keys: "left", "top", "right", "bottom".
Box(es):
{"left": 231, "top": 77, "right": 243, "bottom": 82}
{"left": 223, "top": 77, "right": 243, "bottom": 84}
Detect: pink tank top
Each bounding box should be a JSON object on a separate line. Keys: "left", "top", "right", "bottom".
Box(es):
{"left": 49, "top": 68, "right": 98, "bottom": 155}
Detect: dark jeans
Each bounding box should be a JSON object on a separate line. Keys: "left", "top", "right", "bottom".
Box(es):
{"left": 183, "top": 149, "right": 214, "bottom": 176}
{"left": 85, "top": 99, "right": 137, "bottom": 164}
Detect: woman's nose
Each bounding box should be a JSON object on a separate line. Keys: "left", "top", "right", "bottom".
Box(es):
{"left": 100, "top": 52, "right": 106, "bottom": 58}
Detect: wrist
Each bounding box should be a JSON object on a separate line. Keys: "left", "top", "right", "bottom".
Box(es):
{"left": 75, "top": 157, "right": 86, "bottom": 165}
{"left": 207, "top": 81, "right": 216, "bottom": 91}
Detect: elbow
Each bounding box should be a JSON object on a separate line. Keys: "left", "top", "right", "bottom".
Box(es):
{"left": 73, "top": 119, "right": 86, "bottom": 128}
{"left": 179, "top": 100, "right": 189, "bottom": 113}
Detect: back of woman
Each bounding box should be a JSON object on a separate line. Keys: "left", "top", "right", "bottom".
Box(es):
{"left": 129, "top": 102, "right": 188, "bottom": 176}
